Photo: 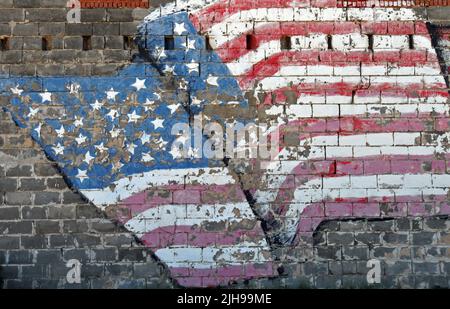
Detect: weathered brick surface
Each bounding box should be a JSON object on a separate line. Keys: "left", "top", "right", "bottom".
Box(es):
{"left": 0, "top": 0, "right": 450, "bottom": 289}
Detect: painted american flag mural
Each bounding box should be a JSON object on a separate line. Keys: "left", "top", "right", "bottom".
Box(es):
{"left": 2, "top": 0, "right": 450, "bottom": 287}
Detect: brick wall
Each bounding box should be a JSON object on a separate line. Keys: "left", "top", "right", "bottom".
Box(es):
{"left": 0, "top": 0, "right": 450, "bottom": 288}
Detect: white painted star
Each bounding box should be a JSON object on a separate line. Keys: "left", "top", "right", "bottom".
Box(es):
{"left": 53, "top": 143, "right": 64, "bottom": 155}
{"left": 74, "top": 117, "right": 83, "bottom": 127}
{"left": 55, "top": 125, "right": 65, "bottom": 137}
{"left": 191, "top": 96, "right": 202, "bottom": 105}
{"left": 167, "top": 103, "right": 180, "bottom": 114}
{"left": 75, "top": 133, "right": 87, "bottom": 144}
{"left": 187, "top": 38, "right": 196, "bottom": 49}
{"left": 141, "top": 132, "right": 152, "bottom": 144}
{"left": 128, "top": 143, "right": 137, "bottom": 155}
{"left": 95, "top": 142, "right": 108, "bottom": 153}
{"left": 83, "top": 151, "right": 95, "bottom": 164}
{"left": 163, "top": 65, "right": 174, "bottom": 74}
{"left": 174, "top": 22, "right": 187, "bottom": 35}
{"left": 128, "top": 110, "right": 141, "bottom": 123}
{"left": 143, "top": 99, "right": 155, "bottom": 112}
{"left": 154, "top": 47, "right": 167, "bottom": 60}
{"left": 169, "top": 145, "right": 183, "bottom": 159}
{"left": 77, "top": 169, "right": 88, "bottom": 178}
{"left": 67, "top": 83, "right": 80, "bottom": 94}
{"left": 34, "top": 123, "right": 42, "bottom": 138}
{"left": 91, "top": 100, "right": 103, "bottom": 111}
{"left": 142, "top": 153, "right": 154, "bottom": 162}
{"left": 28, "top": 107, "right": 39, "bottom": 118}
{"left": 106, "top": 88, "right": 119, "bottom": 101}
{"left": 131, "top": 78, "right": 146, "bottom": 91}
{"left": 107, "top": 109, "right": 118, "bottom": 121}
{"left": 155, "top": 137, "right": 168, "bottom": 149}
{"left": 152, "top": 118, "right": 164, "bottom": 129}
{"left": 40, "top": 90, "right": 52, "bottom": 103}
{"left": 207, "top": 75, "right": 219, "bottom": 86}
{"left": 10, "top": 85, "right": 23, "bottom": 96}
{"left": 110, "top": 128, "right": 122, "bottom": 138}
{"left": 186, "top": 62, "right": 199, "bottom": 74}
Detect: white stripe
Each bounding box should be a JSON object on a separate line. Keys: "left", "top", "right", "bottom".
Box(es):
{"left": 204, "top": 8, "right": 421, "bottom": 48}
{"left": 124, "top": 202, "right": 256, "bottom": 236}
{"left": 80, "top": 167, "right": 236, "bottom": 206}
{"left": 155, "top": 241, "right": 272, "bottom": 266}
{"left": 144, "top": 0, "right": 222, "bottom": 22}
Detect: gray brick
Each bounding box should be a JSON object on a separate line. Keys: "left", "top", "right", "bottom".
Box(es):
{"left": 107, "top": 9, "right": 134, "bottom": 22}
{"left": 342, "top": 246, "right": 369, "bottom": 260}
{"left": 0, "top": 221, "right": 33, "bottom": 234}
{"left": 62, "top": 191, "right": 85, "bottom": 204}
{"left": 133, "top": 263, "right": 161, "bottom": 278}
{"left": 48, "top": 205, "right": 76, "bottom": 219}
{"left": 118, "top": 248, "right": 147, "bottom": 262}
{"left": 21, "top": 235, "right": 46, "bottom": 249}
{"left": 34, "top": 191, "right": 61, "bottom": 205}
{"left": 427, "top": 7, "right": 450, "bottom": 21}
{"left": 105, "top": 35, "right": 124, "bottom": 49}
{"left": 91, "top": 248, "right": 117, "bottom": 261}
{"left": 424, "top": 217, "right": 448, "bottom": 230}
{"left": 22, "top": 36, "right": 43, "bottom": 50}
{"left": 73, "top": 234, "right": 101, "bottom": 247}
{"left": 355, "top": 232, "right": 381, "bottom": 245}
{"left": 8, "top": 250, "right": 33, "bottom": 264}
{"left": 412, "top": 232, "right": 436, "bottom": 245}
{"left": 315, "top": 246, "right": 341, "bottom": 260}
{"left": 0, "top": 236, "right": 20, "bottom": 249}
{"left": 90, "top": 220, "right": 117, "bottom": 233}
{"left": 66, "top": 23, "right": 92, "bottom": 36}
{"left": 120, "top": 22, "right": 139, "bottom": 35}
{"left": 6, "top": 164, "right": 32, "bottom": 177}
{"left": 81, "top": 264, "right": 104, "bottom": 278}
{"left": 0, "top": 265, "right": 19, "bottom": 279}
{"left": 385, "top": 261, "right": 411, "bottom": 276}
{"left": 35, "top": 249, "right": 62, "bottom": 264}
{"left": 12, "top": 23, "right": 38, "bottom": 36}
{"left": 19, "top": 178, "right": 46, "bottom": 191}
{"left": 13, "top": 0, "right": 41, "bottom": 8}
{"left": 36, "top": 64, "right": 65, "bottom": 76}
{"left": 64, "top": 36, "right": 83, "bottom": 49}
{"left": 22, "top": 206, "right": 47, "bottom": 219}
{"left": 93, "top": 22, "right": 119, "bottom": 35}
{"left": 38, "top": 22, "right": 64, "bottom": 35}
{"left": 102, "top": 49, "right": 130, "bottom": 63}
{"left": 63, "top": 64, "right": 92, "bottom": 76}
{"left": 0, "top": 206, "right": 20, "bottom": 221}
{"left": 0, "top": 0, "right": 13, "bottom": 8}
{"left": 90, "top": 36, "right": 104, "bottom": 49}
{"left": 0, "top": 9, "right": 24, "bottom": 22}
{"left": 63, "top": 248, "right": 90, "bottom": 263}
{"left": 76, "top": 204, "right": 102, "bottom": 219}
{"left": 25, "top": 9, "right": 67, "bottom": 22}
{"left": 40, "top": 0, "right": 70, "bottom": 7}
{"left": 35, "top": 220, "right": 60, "bottom": 234}
{"left": 92, "top": 64, "right": 120, "bottom": 76}
{"left": 105, "top": 264, "right": 132, "bottom": 276}
{"left": 0, "top": 23, "right": 11, "bottom": 35}
{"left": 21, "top": 264, "right": 48, "bottom": 279}
{"left": 48, "top": 234, "right": 75, "bottom": 248}
{"left": 34, "top": 163, "right": 59, "bottom": 176}
{"left": 413, "top": 262, "right": 440, "bottom": 275}
{"left": 372, "top": 246, "right": 397, "bottom": 259}
{"left": 383, "top": 232, "right": 409, "bottom": 245}
{"left": 9, "top": 64, "right": 35, "bottom": 75}
{"left": 80, "top": 9, "right": 107, "bottom": 22}
{"left": 5, "top": 192, "right": 32, "bottom": 205}
{"left": 62, "top": 220, "right": 88, "bottom": 233}
{"left": 368, "top": 220, "right": 395, "bottom": 232}
{"left": 0, "top": 178, "right": 17, "bottom": 192}
{"left": 327, "top": 232, "right": 354, "bottom": 245}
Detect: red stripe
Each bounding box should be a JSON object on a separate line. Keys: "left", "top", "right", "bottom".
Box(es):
{"left": 190, "top": 0, "right": 305, "bottom": 31}
{"left": 140, "top": 225, "right": 266, "bottom": 250}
